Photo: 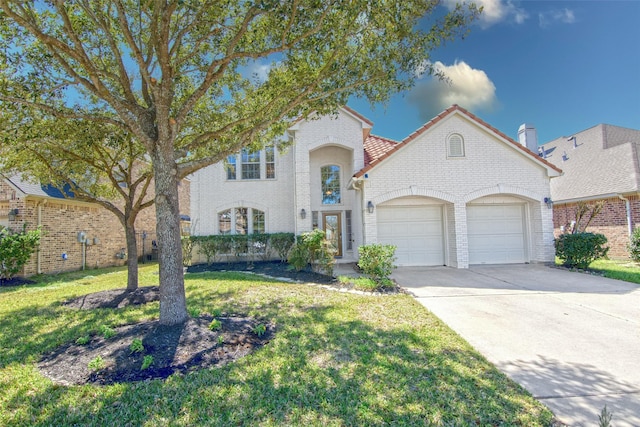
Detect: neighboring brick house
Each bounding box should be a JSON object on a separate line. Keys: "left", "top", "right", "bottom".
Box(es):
{"left": 541, "top": 124, "right": 640, "bottom": 258}
{"left": 190, "top": 105, "right": 561, "bottom": 268}
{"left": 0, "top": 174, "right": 190, "bottom": 276}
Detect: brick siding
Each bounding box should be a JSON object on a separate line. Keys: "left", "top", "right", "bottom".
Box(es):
{"left": 552, "top": 195, "right": 640, "bottom": 258}
{"left": 1, "top": 178, "right": 190, "bottom": 277}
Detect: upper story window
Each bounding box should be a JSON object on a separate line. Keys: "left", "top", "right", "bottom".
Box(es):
{"left": 225, "top": 146, "right": 276, "bottom": 180}
{"left": 241, "top": 149, "right": 260, "bottom": 180}
{"left": 447, "top": 133, "right": 465, "bottom": 158}
{"left": 218, "top": 207, "right": 265, "bottom": 234}
{"left": 321, "top": 165, "right": 341, "bottom": 204}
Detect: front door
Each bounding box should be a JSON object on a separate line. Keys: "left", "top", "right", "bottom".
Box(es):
{"left": 323, "top": 212, "right": 342, "bottom": 257}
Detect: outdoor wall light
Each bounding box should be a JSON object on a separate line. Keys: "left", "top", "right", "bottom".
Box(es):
{"left": 544, "top": 197, "right": 553, "bottom": 209}
{"left": 300, "top": 208, "right": 306, "bottom": 219}
{"left": 367, "top": 201, "right": 374, "bottom": 214}
{"left": 7, "top": 208, "right": 19, "bottom": 220}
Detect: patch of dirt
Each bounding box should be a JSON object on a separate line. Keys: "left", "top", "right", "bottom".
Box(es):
{"left": 187, "top": 260, "right": 337, "bottom": 284}
{"left": 0, "top": 276, "right": 36, "bottom": 287}
{"left": 39, "top": 316, "right": 274, "bottom": 386}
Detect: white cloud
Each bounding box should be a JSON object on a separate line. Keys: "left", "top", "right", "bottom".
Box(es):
{"left": 442, "top": 0, "right": 528, "bottom": 28}
{"left": 247, "top": 61, "right": 272, "bottom": 83}
{"left": 538, "top": 8, "right": 576, "bottom": 28}
{"left": 408, "top": 61, "right": 498, "bottom": 121}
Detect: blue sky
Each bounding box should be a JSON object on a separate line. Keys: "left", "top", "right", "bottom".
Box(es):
{"left": 348, "top": 0, "right": 640, "bottom": 145}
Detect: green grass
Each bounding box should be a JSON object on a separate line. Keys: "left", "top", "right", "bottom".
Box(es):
{"left": 0, "top": 264, "right": 554, "bottom": 426}
{"left": 588, "top": 259, "right": 640, "bottom": 285}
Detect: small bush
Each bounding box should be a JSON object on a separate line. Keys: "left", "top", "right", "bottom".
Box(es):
{"left": 0, "top": 225, "right": 42, "bottom": 280}
{"left": 287, "top": 243, "right": 309, "bottom": 272}
{"left": 141, "top": 355, "right": 154, "bottom": 370}
{"left": 287, "top": 230, "right": 335, "bottom": 275}
{"left": 208, "top": 319, "right": 222, "bottom": 331}
{"left": 181, "top": 236, "right": 194, "bottom": 266}
{"left": 99, "top": 325, "right": 116, "bottom": 339}
{"left": 88, "top": 356, "right": 105, "bottom": 371}
{"left": 270, "top": 233, "right": 295, "bottom": 261}
{"left": 358, "top": 244, "right": 397, "bottom": 283}
{"left": 75, "top": 335, "right": 91, "bottom": 345}
{"left": 555, "top": 232, "right": 609, "bottom": 269}
{"left": 253, "top": 324, "right": 267, "bottom": 337}
{"left": 628, "top": 227, "right": 640, "bottom": 262}
{"left": 129, "top": 338, "right": 144, "bottom": 354}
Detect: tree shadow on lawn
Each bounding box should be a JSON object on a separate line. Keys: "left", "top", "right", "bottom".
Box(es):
{"left": 3, "top": 297, "right": 558, "bottom": 426}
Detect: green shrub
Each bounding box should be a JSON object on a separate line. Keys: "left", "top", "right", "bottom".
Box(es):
{"left": 181, "top": 236, "right": 194, "bottom": 266}
{"left": 287, "top": 240, "right": 310, "bottom": 272}
{"left": 209, "top": 319, "right": 222, "bottom": 331}
{"left": 0, "top": 225, "right": 42, "bottom": 280}
{"left": 141, "top": 355, "right": 154, "bottom": 370}
{"left": 88, "top": 356, "right": 105, "bottom": 371}
{"left": 251, "top": 233, "right": 270, "bottom": 261}
{"left": 555, "top": 232, "right": 609, "bottom": 269}
{"left": 129, "top": 338, "right": 144, "bottom": 354}
{"left": 287, "top": 230, "right": 335, "bottom": 275}
{"left": 193, "top": 235, "right": 226, "bottom": 265}
{"left": 230, "top": 234, "right": 249, "bottom": 259}
{"left": 270, "top": 233, "right": 295, "bottom": 262}
{"left": 628, "top": 227, "right": 640, "bottom": 262}
{"left": 358, "top": 244, "right": 397, "bottom": 283}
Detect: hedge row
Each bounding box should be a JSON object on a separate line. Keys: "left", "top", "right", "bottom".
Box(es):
{"left": 185, "top": 233, "right": 295, "bottom": 265}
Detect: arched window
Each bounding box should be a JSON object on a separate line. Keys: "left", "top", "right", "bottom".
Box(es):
{"left": 447, "top": 133, "right": 465, "bottom": 158}
{"left": 321, "top": 165, "right": 341, "bottom": 204}
{"left": 218, "top": 207, "right": 265, "bottom": 234}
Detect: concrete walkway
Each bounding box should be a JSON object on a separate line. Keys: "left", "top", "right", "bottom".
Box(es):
{"left": 392, "top": 264, "right": 640, "bottom": 426}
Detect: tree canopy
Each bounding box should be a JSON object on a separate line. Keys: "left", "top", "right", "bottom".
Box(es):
{"left": 0, "top": 0, "right": 479, "bottom": 325}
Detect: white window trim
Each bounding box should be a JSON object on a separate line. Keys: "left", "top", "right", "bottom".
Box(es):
{"left": 225, "top": 147, "right": 277, "bottom": 181}
{"left": 447, "top": 133, "right": 465, "bottom": 158}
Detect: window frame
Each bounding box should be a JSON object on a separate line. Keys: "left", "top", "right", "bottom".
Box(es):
{"left": 225, "top": 147, "right": 277, "bottom": 181}
{"left": 447, "top": 133, "right": 465, "bottom": 158}
{"left": 321, "top": 164, "right": 342, "bottom": 205}
{"left": 217, "top": 207, "right": 266, "bottom": 235}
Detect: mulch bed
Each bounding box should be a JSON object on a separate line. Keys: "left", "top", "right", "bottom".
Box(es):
{"left": 187, "top": 260, "right": 336, "bottom": 284}
{"left": 39, "top": 316, "right": 274, "bottom": 386}
{"left": 0, "top": 277, "right": 36, "bottom": 287}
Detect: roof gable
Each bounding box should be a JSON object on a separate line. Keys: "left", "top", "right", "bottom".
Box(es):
{"left": 545, "top": 124, "right": 640, "bottom": 201}
{"left": 4, "top": 174, "right": 75, "bottom": 200}
{"left": 354, "top": 105, "right": 562, "bottom": 178}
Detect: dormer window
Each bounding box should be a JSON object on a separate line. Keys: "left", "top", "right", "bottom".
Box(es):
{"left": 447, "top": 134, "right": 465, "bottom": 158}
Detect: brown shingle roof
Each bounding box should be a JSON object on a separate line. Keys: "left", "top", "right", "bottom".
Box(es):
{"left": 353, "top": 104, "right": 562, "bottom": 178}
{"left": 364, "top": 134, "right": 399, "bottom": 168}
{"left": 545, "top": 124, "right": 640, "bottom": 202}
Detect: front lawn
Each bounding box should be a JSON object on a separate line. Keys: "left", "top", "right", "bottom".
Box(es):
{"left": 0, "top": 265, "right": 555, "bottom": 426}
{"left": 588, "top": 259, "right": 640, "bottom": 285}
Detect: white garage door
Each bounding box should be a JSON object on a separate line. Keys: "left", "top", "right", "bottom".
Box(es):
{"left": 377, "top": 205, "right": 444, "bottom": 266}
{"left": 467, "top": 204, "right": 526, "bottom": 264}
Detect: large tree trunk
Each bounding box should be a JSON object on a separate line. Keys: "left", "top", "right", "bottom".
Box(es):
{"left": 152, "top": 144, "right": 188, "bottom": 326}
{"left": 124, "top": 221, "right": 139, "bottom": 291}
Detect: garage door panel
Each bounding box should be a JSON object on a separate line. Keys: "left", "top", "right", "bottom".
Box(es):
{"left": 468, "top": 204, "right": 526, "bottom": 264}
{"left": 377, "top": 205, "right": 444, "bottom": 266}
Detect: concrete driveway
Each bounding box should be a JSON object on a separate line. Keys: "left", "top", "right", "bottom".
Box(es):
{"left": 392, "top": 264, "right": 640, "bottom": 426}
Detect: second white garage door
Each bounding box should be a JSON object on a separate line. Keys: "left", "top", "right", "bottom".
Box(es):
{"left": 377, "top": 205, "right": 444, "bottom": 266}
{"left": 467, "top": 204, "right": 526, "bottom": 264}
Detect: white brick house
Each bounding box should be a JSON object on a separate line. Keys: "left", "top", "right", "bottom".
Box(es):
{"left": 189, "top": 105, "right": 561, "bottom": 268}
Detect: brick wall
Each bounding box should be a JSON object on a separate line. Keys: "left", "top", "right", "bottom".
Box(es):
{"left": 1, "top": 177, "right": 191, "bottom": 277}
{"left": 553, "top": 195, "right": 640, "bottom": 258}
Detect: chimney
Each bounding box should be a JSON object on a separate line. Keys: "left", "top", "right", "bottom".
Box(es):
{"left": 517, "top": 123, "right": 539, "bottom": 153}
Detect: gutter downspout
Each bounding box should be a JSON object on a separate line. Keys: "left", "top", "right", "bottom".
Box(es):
{"left": 618, "top": 194, "right": 633, "bottom": 236}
